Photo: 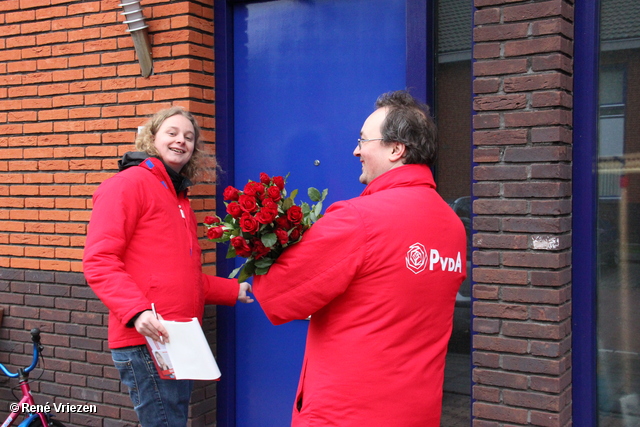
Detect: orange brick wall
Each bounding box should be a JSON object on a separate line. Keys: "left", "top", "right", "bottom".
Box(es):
{"left": 0, "top": 0, "right": 219, "bottom": 274}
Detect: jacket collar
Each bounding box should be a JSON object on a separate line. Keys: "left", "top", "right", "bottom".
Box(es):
{"left": 119, "top": 152, "right": 192, "bottom": 195}
{"left": 138, "top": 157, "right": 176, "bottom": 193}
{"left": 118, "top": 151, "right": 150, "bottom": 171}
{"left": 360, "top": 164, "right": 436, "bottom": 197}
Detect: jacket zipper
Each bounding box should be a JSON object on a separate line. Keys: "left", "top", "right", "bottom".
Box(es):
{"left": 178, "top": 204, "right": 193, "bottom": 256}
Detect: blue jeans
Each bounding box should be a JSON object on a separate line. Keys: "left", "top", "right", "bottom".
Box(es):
{"left": 111, "top": 345, "right": 194, "bottom": 427}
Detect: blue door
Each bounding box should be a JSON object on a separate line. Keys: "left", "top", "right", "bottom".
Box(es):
{"left": 215, "top": 1, "right": 431, "bottom": 425}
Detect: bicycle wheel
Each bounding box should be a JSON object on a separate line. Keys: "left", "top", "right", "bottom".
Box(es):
{"left": 28, "top": 417, "right": 67, "bottom": 427}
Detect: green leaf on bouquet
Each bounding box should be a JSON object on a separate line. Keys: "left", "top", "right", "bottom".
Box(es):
{"left": 321, "top": 188, "right": 328, "bottom": 200}
{"left": 261, "top": 233, "right": 277, "bottom": 247}
{"left": 308, "top": 187, "right": 322, "bottom": 202}
{"left": 229, "top": 265, "right": 242, "bottom": 279}
{"left": 238, "top": 260, "right": 256, "bottom": 282}
{"left": 283, "top": 197, "right": 294, "bottom": 210}
{"left": 313, "top": 201, "right": 323, "bottom": 217}
{"left": 226, "top": 245, "right": 237, "bottom": 259}
{"left": 255, "top": 258, "right": 274, "bottom": 269}
{"left": 255, "top": 266, "right": 271, "bottom": 275}
{"left": 238, "top": 268, "right": 250, "bottom": 282}
{"left": 301, "top": 202, "right": 310, "bottom": 214}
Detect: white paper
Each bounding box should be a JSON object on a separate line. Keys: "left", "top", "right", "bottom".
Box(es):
{"left": 160, "top": 317, "right": 221, "bottom": 380}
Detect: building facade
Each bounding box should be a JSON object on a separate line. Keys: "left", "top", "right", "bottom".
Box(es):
{"left": 0, "top": 0, "right": 637, "bottom": 426}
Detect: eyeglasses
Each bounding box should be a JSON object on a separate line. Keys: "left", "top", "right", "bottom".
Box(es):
{"left": 357, "top": 138, "right": 383, "bottom": 149}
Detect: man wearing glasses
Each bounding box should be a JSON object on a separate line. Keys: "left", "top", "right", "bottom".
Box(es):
{"left": 253, "top": 90, "right": 467, "bottom": 427}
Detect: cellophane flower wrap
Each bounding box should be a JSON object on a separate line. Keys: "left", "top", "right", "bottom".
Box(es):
{"left": 204, "top": 172, "right": 328, "bottom": 282}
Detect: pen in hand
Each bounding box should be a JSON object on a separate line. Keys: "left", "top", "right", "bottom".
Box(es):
{"left": 152, "top": 303, "right": 164, "bottom": 343}
{"left": 133, "top": 304, "right": 169, "bottom": 343}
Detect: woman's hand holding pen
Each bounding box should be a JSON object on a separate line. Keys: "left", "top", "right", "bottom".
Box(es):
{"left": 134, "top": 310, "right": 170, "bottom": 343}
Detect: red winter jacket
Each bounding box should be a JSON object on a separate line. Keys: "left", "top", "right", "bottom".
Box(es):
{"left": 83, "top": 156, "right": 238, "bottom": 349}
{"left": 254, "top": 164, "right": 467, "bottom": 427}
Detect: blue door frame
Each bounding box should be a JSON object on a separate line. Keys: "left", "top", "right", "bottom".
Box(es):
{"left": 572, "top": 1, "right": 600, "bottom": 425}
{"left": 213, "top": 1, "right": 434, "bottom": 425}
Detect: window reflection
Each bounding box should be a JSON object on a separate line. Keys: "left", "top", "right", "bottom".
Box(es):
{"left": 597, "top": 1, "right": 640, "bottom": 425}
{"left": 436, "top": 0, "right": 472, "bottom": 424}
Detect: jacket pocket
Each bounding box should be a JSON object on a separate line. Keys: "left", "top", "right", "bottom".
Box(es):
{"left": 142, "top": 275, "right": 159, "bottom": 299}
{"left": 295, "top": 358, "right": 308, "bottom": 413}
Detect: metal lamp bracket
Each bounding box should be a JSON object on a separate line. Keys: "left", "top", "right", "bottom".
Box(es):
{"left": 120, "top": 0, "right": 153, "bottom": 77}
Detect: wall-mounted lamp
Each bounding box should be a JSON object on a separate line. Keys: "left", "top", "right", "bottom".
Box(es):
{"left": 120, "top": 0, "right": 153, "bottom": 77}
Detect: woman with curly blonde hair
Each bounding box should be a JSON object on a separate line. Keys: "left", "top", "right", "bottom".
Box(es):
{"left": 134, "top": 106, "right": 214, "bottom": 182}
{"left": 83, "top": 106, "right": 253, "bottom": 427}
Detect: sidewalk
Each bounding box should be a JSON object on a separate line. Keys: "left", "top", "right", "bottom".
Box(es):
{"left": 441, "top": 392, "right": 471, "bottom": 426}
{"left": 441, "top": 351, "right": 471, "bottom": 426}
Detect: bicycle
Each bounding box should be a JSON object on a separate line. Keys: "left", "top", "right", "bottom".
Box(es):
{"left": 0, "top": 328, "right": 66, "bottom": 427}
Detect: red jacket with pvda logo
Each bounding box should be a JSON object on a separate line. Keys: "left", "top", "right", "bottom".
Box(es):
{"left": 254, "top": 164, "right": 467, "bottom": 427}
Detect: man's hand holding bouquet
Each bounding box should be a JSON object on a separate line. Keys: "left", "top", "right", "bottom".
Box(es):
{"left": 205, "top": 172, "right": 327, "bottom": 282}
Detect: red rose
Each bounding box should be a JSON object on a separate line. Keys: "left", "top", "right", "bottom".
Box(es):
{"left": 260, "top": 172, "right": 271, "bottom": 184}
{"left": 226, "top": 202, "right": 242, "bottom": 218}
{"left": 273, "top": 176, "right": 285, "bottom": 190}
{"left": 239, "top": 213, "right": 260, "bottom": 234}
{"left": 244, "top": 181, "right": 265, "bottom": 197}
{"left": 204, "top": 215, "right": 219, "bottom": 225}
{"left": 223, "top": 186, "right": 240, "bottom": 201}
{"left": 275, "top": 229, "right": 288, "bottom": 245}
{"left": 255, "top": 206, "right": 278, "bottom": 225}
{"left": 275, "top": 216, "right": 292, "bottom": 230}
{"left": 207, "top": 226, "right": 224, "bottom": 239}
{"left": 262, "top": 198, "right": 278, "bottom": 209}
{"left": 251, "top": 239, "right": 271, "bottom": 260}
{"left": 289, "top": 226, "right": 301, "bottom": 242}
{"left": 287, "top": 205, "right": 303, "bottom": 224}
{"left": 238, "top": 195, "right": 258, "bottom": 213}
{"left": 231, "top": 236, "right": 252, "bottom": 257}
{"left": 267, "top": 185, "right": 282, "bottom": 202}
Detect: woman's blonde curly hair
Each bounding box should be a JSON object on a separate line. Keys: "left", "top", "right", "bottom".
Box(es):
{"left": 135, "top": 106, "right": 216, "bottom": 182}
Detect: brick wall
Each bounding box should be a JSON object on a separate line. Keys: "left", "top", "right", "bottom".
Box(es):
{"left": 471, "top": 0, "right": 574, "bottom": 425}
{"left": 0, "top": 0, "right": 220, "bottom": 425}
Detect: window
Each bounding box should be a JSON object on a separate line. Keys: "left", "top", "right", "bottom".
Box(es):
{"left": 435, "top": 0, "right": 472, "bottom": 423}
{"left": 596, "top": 1, "right": 640, "bottom": 424}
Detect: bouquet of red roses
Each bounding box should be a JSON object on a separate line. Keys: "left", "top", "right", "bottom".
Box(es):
{"left": 204, "top": 172, "right": 328, "bottom": 282}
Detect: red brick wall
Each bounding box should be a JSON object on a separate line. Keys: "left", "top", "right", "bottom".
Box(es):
{"left": 471, "top": 0, "right": 574, "bottom": 425}
{"left": 0, "top": 0, "right": 220, "bottom": 425}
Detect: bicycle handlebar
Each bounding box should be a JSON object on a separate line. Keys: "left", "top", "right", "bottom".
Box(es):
{"left": 31, "top": 328, "right": 41, "bottom": 344}
{"left": 0, "top": 328, "right": 42, "bottom": 378}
